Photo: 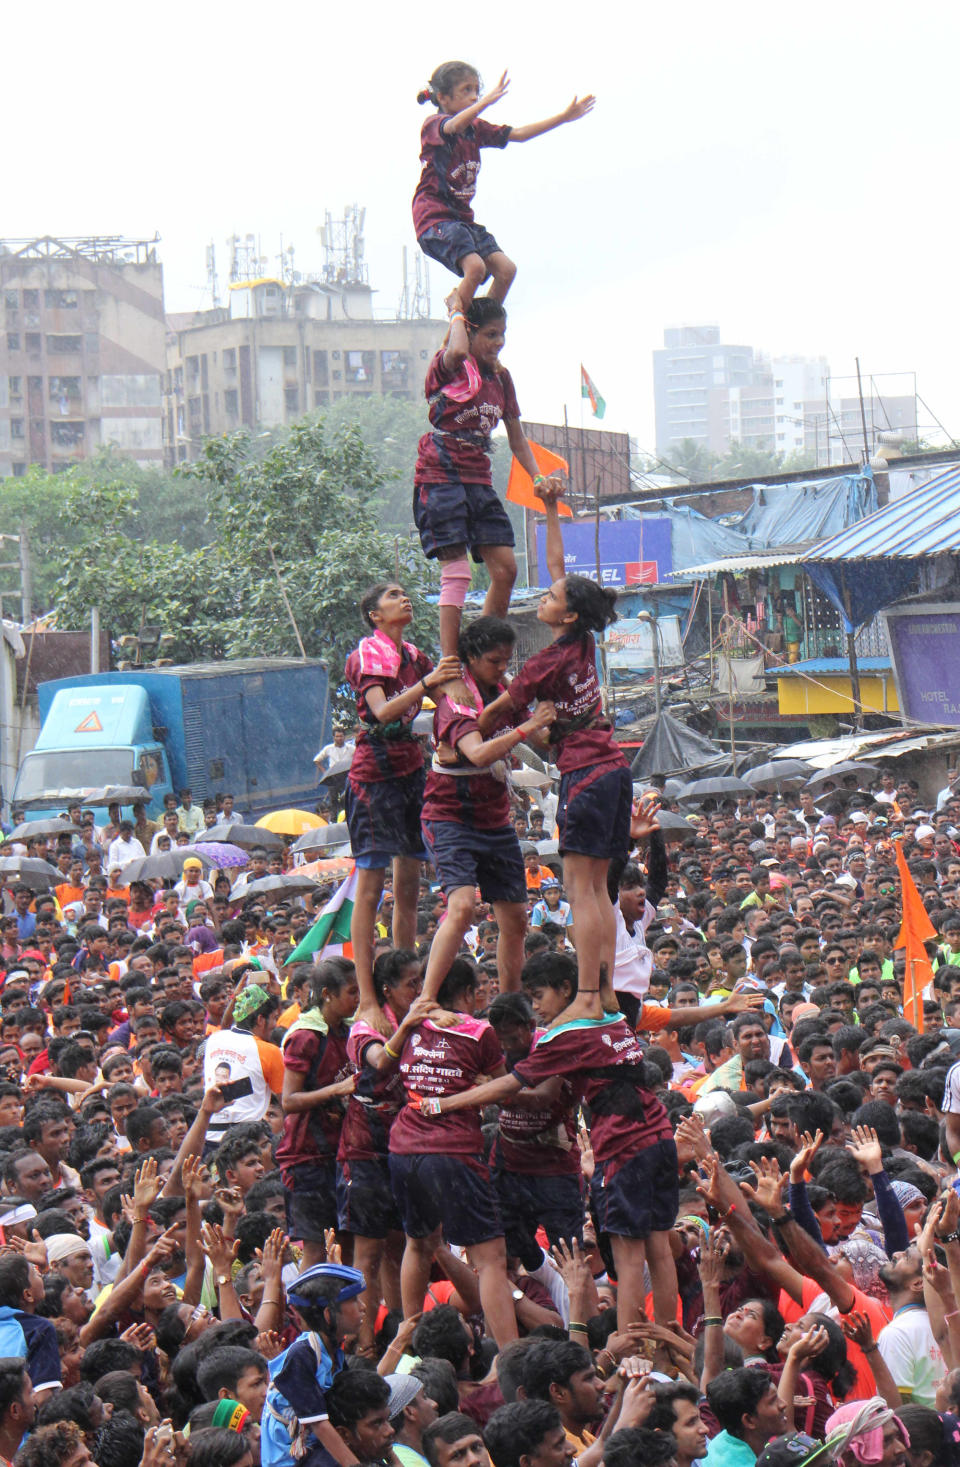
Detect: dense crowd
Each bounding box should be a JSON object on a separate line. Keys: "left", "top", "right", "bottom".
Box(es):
{"left": 0, "top": 725, "right": 958, "bottom": 1467}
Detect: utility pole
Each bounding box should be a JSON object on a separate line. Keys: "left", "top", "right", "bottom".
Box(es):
{"left": 18, "top": 528, "right": 31, "bottom": 624}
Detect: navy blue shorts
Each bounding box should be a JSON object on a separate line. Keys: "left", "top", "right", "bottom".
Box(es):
{"left": 389, "top": 1152, "right": 503, "bottom": 1247}
{"left": 336, "top": 1157, "right": 402, "bottom": 1237}
{"left": 558, "top": 761, "right": 632, "bottom": 861}
{"left": 345, "top": 767, "right": 427, "bottom": 861}
{"left": 414, "top": 481, "right": 515, "bottom": 561}
{"left": 494, "top": 1169, "right": 585, "bottom": 1268}
{"left": 590, "top": 1140, "right": 679, "bottom": 1239}
{"left": 417, "top": 221, "right": 504, "bottom": 277}
{"left": 422, "top": 820, "right": 526, "bottom": 904}
{"left": 283, "top": 1159, "right": 338, "bottom": 1243}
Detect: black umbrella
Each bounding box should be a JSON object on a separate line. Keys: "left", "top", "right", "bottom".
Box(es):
{"left": 744, "top": 760, "right": 814, "bottom": 793}
{"left": 81, "top": 786, "right": 149, "bottom": 807}
{"left": 804, "top": 762, "right": 880, "bottom": 791}
{"left": 200, "top": 822, "right": 285, "bottom": 851}
{"left": 120, "top": 849, "right": 214, "bottom": 883}
{"left": 677, "top": 776, "right": 756, "bottom": 805}
{"left": 4, "top": 818, "right": 81, "bottom": 843}
{"left": 236, "top": 873, "right": 321, "bottom": 901}
{"left": 653, "top": 810, "right": 698, "bottom": 842}
{"left": 291, "top": 826, "right": 352, "bottom": 856}
{"left": 0, "top": 856, "right": 64, "bottom": 889}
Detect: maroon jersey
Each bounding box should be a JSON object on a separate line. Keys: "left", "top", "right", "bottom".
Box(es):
{"left": 421, "top": 686, "right": 518, "bottom": 828}
{"left": 496, "top": 1030, "right": 581, "bottom": 1177}
{"left": 512, "top": 1014, "right": 673, "bottom": 1164}
{"left": 344, "top": 630, "right": 434, "bottom": 782}
{"left": 338, "top": 1022, "right": 405, "bottom": 1163}
{"left": 276, "top": 1024, "right": 350, "bottom": 1172}
{"left": 412, "top": 114, "right": 512, "bottom": 236}
{"left": 506, "top": 633, "right": 624, "bottom": 774}
{"left": 415, "top": 351, "right": 520, "bottom": 488}
{"left": 389, "top": 1015, "right": 503, "bottom": 1157}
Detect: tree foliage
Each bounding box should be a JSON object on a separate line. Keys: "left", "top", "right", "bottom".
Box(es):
{"left": 51, "top": 421, "right": 439, "bottom": 705}
{"left": 661, "top": 437, "right": 816, "bottom": 485}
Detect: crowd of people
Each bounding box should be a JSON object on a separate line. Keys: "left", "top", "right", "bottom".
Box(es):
{"left": 2, "top": 630, "right": 960, "bottom": 1467}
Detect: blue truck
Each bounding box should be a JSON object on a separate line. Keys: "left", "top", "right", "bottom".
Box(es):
{"left": 12, "top": 657, "right": 332, "bottom": 821}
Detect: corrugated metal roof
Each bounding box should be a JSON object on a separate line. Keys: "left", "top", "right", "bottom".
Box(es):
{"left": 672, "top": 542, "right": 814, "bottom": 577}
{"left": 776, "top": 656, "right": 892, "bottom": 677}
{"left": 806, "top": 464, "right": 960, "bottom": 561}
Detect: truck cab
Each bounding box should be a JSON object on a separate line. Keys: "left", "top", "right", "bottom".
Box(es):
{"left": 13, "top": 685, "right": 172, "bottom": 819}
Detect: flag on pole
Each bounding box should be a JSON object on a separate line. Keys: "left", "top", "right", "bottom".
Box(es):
{"left": 506, "top": 441, "right": 573, "bottom": 515}
{"left": 285, "top": 866, "right": 357, "bottom": 965}
{"left": 893, "top": 838, "right": 935, "bottom": 1032}
{"left": 580, "top": 365, "right": 606, "bottom": 420}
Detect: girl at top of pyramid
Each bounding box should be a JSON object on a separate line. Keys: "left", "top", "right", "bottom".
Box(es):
{"left": 412, "top": 61, "right": 594, "bottom": 311}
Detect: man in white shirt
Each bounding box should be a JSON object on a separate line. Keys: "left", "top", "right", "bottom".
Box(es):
{"left": 877, "top": 1244, "right": 946, "bottom": 1406}
{"left": 176, "top": 789, "right": 205, "bottom": 838}
{"left": 612, "top": 832, "right": 668, "bottom": 1028}
{"left": 150, "top": 811, "right": 182, "bottom": 853}
{"left": 106, "top": 821, "right": 145, "bottom": 871}
{"left": 173, "top": 857, "right": 213, "bottom": 905}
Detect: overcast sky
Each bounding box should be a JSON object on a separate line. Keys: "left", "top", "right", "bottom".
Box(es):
{"left": 6, "top": 0, "right": 959, "bottom": 455}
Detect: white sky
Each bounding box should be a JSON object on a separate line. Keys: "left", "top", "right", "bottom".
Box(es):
{"left": 5, "top": 0, "right": 960, "bottom": 454}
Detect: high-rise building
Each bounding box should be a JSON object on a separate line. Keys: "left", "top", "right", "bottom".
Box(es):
{"left": 653, "top": 325, "right": 755, "bottom": 455}
{"left": 0, "top": 236, "right": 165, "bottom": 477}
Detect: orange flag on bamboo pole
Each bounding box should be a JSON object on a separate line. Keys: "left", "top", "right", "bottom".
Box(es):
{"left": 894, "top": 838, "right": 935, "bottom": 1032}
{"left": 505, "top": 442, "right": 573, "bottom": 516}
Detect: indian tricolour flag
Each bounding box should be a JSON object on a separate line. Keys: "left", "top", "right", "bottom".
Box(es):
{"left": 580, "top": 364, "right": 606, "bottom": 420}
{"left": 285, "top": 867, "right": 357, "bottom": 965}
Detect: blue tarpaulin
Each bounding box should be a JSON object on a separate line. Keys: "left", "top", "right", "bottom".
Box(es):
{"left": 802, "top": 560, "right": 920, "bottom": 633}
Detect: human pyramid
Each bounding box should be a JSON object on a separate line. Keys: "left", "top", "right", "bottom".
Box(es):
{"left": 331, "top": 61, "right": 683, "bottom": 1344}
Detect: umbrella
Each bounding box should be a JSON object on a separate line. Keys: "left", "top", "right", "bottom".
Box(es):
{"left": 0, "top": 856, "right": 64, "bottom": 889}
{"left": 511, "top": 767, "right": 553, "bottom": 789}
{"left": 4, "top": 818, "right": 81, "bottom": 843}
{"left": 235, "top": 873, "right": 321, "bottom": 901}
{"left": 653, "top": 810, "right": 698, "bottom": 842}
{"left": 291, "top": 825, "right": 351, "bottom": 855}
{"left": 677, "top": 776, "right": 756, "bottom": 805}
{"left": 200, "top": 822, "right": 285, "bottom": 851}
{"left": 255, "top": 809, "right": 325, "bottom": 837}
{"left": 411, "top": 711, "right": 433, "bottom": 736}
{"left": 297, "top": 856, "right": 355, "bottom": 881}
{"left": 317, "top": 753, "right": 354, "bottom": 783}
{"left": 191, "top": 842, "right": 250, "bottom": 870}
{"left": 662, "top": 778, "right": 687, "bottom": 800}
{"left": 804, "top": 762, "right": 880, "bottom": 791}
{"left": 120, "top": 849, "right": 214, "bottom": 883}
{"left": 81, "top": 786, "right": 149, "bottom": 808}
{"left": 743, "top": 760, "right": 814, "bottom": 793}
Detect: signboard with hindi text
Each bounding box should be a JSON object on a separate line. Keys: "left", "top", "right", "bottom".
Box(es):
{"left": 606, "top": 616, "right": 683, "bottom": 671}
{"left": 884, "top": 604, "right": 960, "bottom": 725}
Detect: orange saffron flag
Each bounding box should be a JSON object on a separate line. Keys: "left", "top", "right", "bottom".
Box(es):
{"left": 505, "top": 442, "right": 573, "bottom": 516}
{"left": 894, "top": 839, "right": 935, "bottom": 1032}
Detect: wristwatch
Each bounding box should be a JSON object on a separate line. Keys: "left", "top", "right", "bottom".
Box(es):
{"left": 511, "top": 1288, "right": 523, "bottom": 1301}
{"left": 217, "top": 1273, "right": 231, "bottom": 1287}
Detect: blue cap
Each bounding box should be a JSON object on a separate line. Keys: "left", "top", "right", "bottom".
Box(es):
{"left": 287, "top": 1262, "right": 365, "bottom": 1310}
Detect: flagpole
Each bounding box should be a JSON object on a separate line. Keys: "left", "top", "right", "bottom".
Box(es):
{"left": 563, "top": 404, "right": 574, "bottom": 501}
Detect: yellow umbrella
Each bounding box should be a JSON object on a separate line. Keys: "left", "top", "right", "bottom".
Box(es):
{"left": 255, "top": 809, "right": 326, "bottom": 836}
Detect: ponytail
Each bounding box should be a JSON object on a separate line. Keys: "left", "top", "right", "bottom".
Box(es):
{"left": 417, "top": 61, "right": 479, "bottom": 109}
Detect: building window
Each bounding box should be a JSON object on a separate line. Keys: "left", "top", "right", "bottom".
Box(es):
{"left": 381, "top": 350, "right": 410, "bottom": 385}
{"left": 284, "top": 386, "right": 299, "bottom": 414}
{"left": 51, "top": 421, "right": 84, "bottom": 447}
{"left": 345, "top": 350, "right": 374, "bottom": 383}
{"left": 27, "top": 376, "right": 41, "bottom": 390}
{"left": 44, "top": 289, "right": 79, "bottom": 309}
{"left": 3, "top": 291, "right": 18, "bottom": 310}
{"left": 312, "top": 351, "right": 328, "bottom": 386}
{"left": 12, "top": 463, "right": 26, "bottom": 478}
{"left": 225, "top": 389, "right": 239, "bottom": 417}
{"left": 49, "top": 376, "right": 81, "bottom": 402}
{"left": 21, "top": 290, "right": 39, "bottom": 309}
{"left": 25, "top": 334, "right": 41, "bottom": 353}
{"left": 6, "top": 334, "right": 19, "bottom": 351}
{"left": 8, "top": 376, "right": 21, "bottom": 397}
{"left": 223, "top": 348, "right": 237, "bottom": 374}
{"left": 10, "top": 419, "right": 23, "bottom": 439}
{"left": 47, "top": 335, "right": 81, "bottom": 353}
{"left": 282, "top": 346, "right": 297, "bottom": 368}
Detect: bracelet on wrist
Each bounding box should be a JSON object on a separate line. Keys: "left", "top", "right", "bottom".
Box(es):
{"left": 383, "top": 1041, "right": 399, "bottom": 1060}
{"left": 568, "top": 1321, "right": 588, "bottom": 1333}
{"left": 533, "top": 473, "right": 546, "bottom": 487}
{"left": 703, "top": 1316, "right": 722, "bottom": 1326}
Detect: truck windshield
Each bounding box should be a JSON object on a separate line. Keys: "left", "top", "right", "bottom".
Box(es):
{"left": 13, "top": 749, "right": 135, "bottom": 802}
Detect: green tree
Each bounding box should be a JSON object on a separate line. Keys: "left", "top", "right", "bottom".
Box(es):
{"left": 52, "top": 420, "right": 439, "bottom": 707}
{"left": 663, "top": 438, "right": 720, "bottom": 484}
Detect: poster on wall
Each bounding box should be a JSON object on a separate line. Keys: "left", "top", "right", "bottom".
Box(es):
{"left": 534, "top": 518, "right": 673, "bottom": 588}
{"left": 884, "top": 605, "right": 960, "bottom": 725}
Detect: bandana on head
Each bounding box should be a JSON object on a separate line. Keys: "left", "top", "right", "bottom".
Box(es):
{"left": 233, "top": 984, "right": 271, "bottom": 1023}
{"left": 211, "top": 1399, "right": 249, "bottom": 1432}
